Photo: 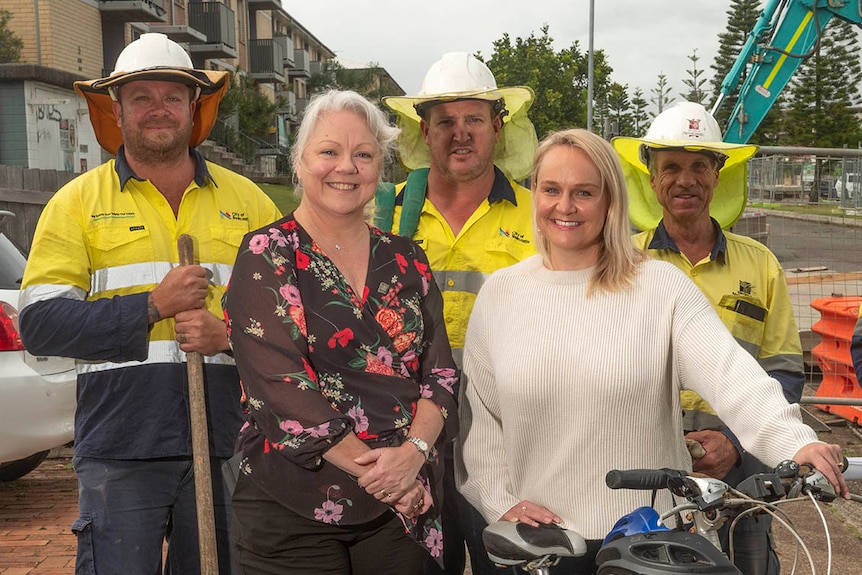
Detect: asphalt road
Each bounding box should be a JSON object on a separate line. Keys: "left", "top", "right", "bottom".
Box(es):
{"left": 765, "top": 214, "right": 862, "bottom": 274}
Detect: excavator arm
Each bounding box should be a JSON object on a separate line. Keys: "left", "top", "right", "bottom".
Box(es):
{"left": 714, "top": 0, "right": 862, "bottom": 144}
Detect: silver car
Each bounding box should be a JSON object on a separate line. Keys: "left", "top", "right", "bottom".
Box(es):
{"left": 0, "top": 210, "right": 76, "bottom": 481}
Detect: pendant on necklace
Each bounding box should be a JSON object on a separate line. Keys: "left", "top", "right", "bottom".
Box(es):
{"left": 335, "top": 244, "right": 342, "bottom": 250}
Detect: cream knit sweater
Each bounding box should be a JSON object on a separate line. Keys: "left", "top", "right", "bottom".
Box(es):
{"left": 455, "top": 255, "right": 818, "bottom": 540}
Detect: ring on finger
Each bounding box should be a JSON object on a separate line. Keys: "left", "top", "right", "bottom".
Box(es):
{"left": 379, "top": 489, "right": 390, "bottom": 499}
{"left": 520, "top": 505, "right": 527, "bottom": 513}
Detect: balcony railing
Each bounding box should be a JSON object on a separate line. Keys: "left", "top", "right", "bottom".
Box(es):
{"left": 188, "top": 1, "right": 237, "bottom": 59}
{"left": 99, "top": 0, "right": 167, "bottom": 21}
{"left": 276, "top": 89, "right": 297, "bottom": 119}
{"left": 289, "top": 49, "right": 310, "bottom": 78}
{"left": 249, "top": 37, "right": 287, "bottom": 83}
{"left": 275, "top": 36, "right": 295, "bottom": 68}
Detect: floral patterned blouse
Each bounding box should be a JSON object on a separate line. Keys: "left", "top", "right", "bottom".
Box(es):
{"left": 223, "top": 213, "right": 459, "bottom": 561}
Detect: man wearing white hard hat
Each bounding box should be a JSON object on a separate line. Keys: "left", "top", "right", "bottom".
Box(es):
{"left": 18, "top": 33, "right": 280, "bottom": 574}
{"left": 376, "top": 52, "right": 537, "bottom": 575}
{"left": 613, "top": 102, "right": 804, "bottom": 575}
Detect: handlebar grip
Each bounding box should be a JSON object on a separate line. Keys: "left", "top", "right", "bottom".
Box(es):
{"left": 605, "top": 469, "right": 681, "bottom": 490}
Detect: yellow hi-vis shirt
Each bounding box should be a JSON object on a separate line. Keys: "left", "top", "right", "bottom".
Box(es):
{"left": 634, "top": 220, "right": 804, "bottom": 432}
{"left": 391, "top": 168, "right": 535, "bottom": 365}
{"left": 18, "top": 149, "right": 282, "bottom": 459}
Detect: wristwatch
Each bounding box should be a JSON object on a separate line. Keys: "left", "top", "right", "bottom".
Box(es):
{"left": 405, "top": 436, "right": 430, "bottom": 460}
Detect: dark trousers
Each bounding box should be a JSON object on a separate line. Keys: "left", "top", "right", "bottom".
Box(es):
{"left": 231, "top": 471, "right": 426, "bottom": 575}
{"left": 718, "top": 452, "right": 780, "bottom": 575}
{"left": 424, "top": 455, "right": 519, "bottom": 575}
{"left": 73, "top": 456, "right": 234, "bottom": 575}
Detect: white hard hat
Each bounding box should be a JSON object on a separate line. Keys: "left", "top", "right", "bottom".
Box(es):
{"left": 383, "top": 52, "right": 537, "bottom": 180}
{"left": 111, "top": 32, "right": 194, "bottom": 77}
{"left": 415, "top": 52, "right": 501, "bottom": 101}
{"left": 612, "top": 101, "right": 759, "bottom": 231}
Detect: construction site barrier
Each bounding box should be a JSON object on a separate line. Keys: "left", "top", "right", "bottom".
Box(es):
{"left": 810, "top": 296, "right": 862, "bottom": 424}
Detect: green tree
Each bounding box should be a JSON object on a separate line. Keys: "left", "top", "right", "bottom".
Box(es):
{"left": 219, "top": 72, "right": 283, "bottom": 136}
{"left": 710, "top": 0, "right": 761, "bottom": 126}
{"left": 650, "top": 73, "right": 675, "bottom": 117}
{"left": 681, "top": 49, "right": 708, "bottom": 104}
{"left": 215, "top": 71, "right": 284, "bottom": 162}
{"left": 481, "top": 24, "right": 613, "bottom": 138}
{"left": 629, "top": 88, "right": 650, "bottom": 136}
{"left": 782, "top": 18, "right": 862, "bottom": 148}
{"left": 308, "top": 59, "right": 401, "bottom": 104}
{"left": 0, "top": 9, "right": 23, "bottom": 63}
{"left": 605, "top": 82, "right": 633, "bottom": 137}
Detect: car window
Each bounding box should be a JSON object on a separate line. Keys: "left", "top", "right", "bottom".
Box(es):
{"left": 0, "top": 233, "right": 26, "bottom": 290}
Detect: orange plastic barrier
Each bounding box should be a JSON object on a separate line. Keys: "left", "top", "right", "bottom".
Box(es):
{"left": 810, "top": 296, "right": 862, "bottom": 424}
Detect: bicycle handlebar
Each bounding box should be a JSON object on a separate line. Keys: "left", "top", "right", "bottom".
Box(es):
{"left": 605, "top": 468, "right": 687, "bottom": 490}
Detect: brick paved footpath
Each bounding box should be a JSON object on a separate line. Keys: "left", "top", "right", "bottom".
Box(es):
{"left": 0, "top": 457, "right": 76, "bottom": 574}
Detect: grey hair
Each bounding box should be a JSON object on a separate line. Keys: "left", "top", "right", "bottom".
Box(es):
{"left": 290, "top": 90, "right": 400, "bottom": 193}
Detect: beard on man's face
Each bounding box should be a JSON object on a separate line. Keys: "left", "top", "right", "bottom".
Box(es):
{"left": 120, "top": 115, "right": 193, "bottom": 164}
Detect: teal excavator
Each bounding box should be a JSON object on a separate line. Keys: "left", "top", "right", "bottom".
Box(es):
{"left": 713, "top": 0, "right": 862, "bottom": 144}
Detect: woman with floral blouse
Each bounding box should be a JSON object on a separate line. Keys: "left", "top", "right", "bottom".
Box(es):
{"left": 223, "top": 90, "right": 459, "bottom": 574}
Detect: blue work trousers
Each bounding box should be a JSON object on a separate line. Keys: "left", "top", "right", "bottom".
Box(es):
{"left": 72, "top": 456, "right": 234, "bottom": 575}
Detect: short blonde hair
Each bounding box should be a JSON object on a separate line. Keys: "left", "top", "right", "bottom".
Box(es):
{"left": 531, "top": 128, "right": 645, "bottom": 295}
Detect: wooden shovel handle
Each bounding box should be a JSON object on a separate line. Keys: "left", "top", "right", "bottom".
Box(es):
{"left": 177, "top": 234, "right": 219, "bottom": 575}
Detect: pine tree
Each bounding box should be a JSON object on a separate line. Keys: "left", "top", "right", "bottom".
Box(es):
{"left": 650, "top": 73, "right": 675, "bottom": 117}
{"left": 710, "top": 0, "right": 761, "bottom": 125}
{"left": 681, "top": 49, "right": 708, "bottom": 104}
{"left": 630, "top": 88, "right": 650, "bottom": 136}
{"left": 708, "top": 0, "right": 783, "bottom": 143}
{"left": 783, "top": 18, "right": 862, "bottom": 148}
{"left": 606, "top": 82, "right": 634, "bottom": 137}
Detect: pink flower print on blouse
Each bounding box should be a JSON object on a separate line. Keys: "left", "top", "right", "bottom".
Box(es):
{"left": 425, "top": 527, "right": 443, "bottom": 557}
{"left": 348, "top": 405, "right": 369, "bottom": 434}
{"left": 279, "top": 283, "right": 303, "bottom": 306}
{"left": 268, "top": 227, "right": 288, "bottom": 248}
{"left": 431, "top": 367, "right": 457, "bottom": 394}
{"left": 314, "top": 499, "right": 344, "bottom": 524}
{"left": 248, "top": 234, "right": 269, "bottom": 255}
{"left": 307, "top": 422, "right": 330, "bottom": 438}
{"left": 279, "top": 419, "right": 304, "bottom": 435}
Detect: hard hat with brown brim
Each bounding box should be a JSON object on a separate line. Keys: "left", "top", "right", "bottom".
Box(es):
{"left": 612, "top": 101, "right": 759, "bottom": 231}
{"left": 383, "top": 52, "right": 537, "bottom": 181}
{"left": 74, "top": 33, "right": 229, "bottom": 155}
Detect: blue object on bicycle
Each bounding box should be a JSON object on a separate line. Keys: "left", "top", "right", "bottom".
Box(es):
{"left": 602, "top": 506, "right": 669, "bottom": 545}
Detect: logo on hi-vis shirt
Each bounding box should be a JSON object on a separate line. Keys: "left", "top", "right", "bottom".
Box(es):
{"left": 736, "top": 280, "right": 753, "bottom": 296}
{"left": 220, "top": 210, "right": 249, "bottom": 221}
{"left": 498, "top": 227, "right": 530, "bottom": 244}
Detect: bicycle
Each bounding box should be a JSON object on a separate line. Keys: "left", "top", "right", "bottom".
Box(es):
{"left": 482, "top": 457, "right": 861, "bottom": 575}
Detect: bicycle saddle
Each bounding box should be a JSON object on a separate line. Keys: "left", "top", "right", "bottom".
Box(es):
{"left": 483, "top": 521, "right": 588, "bottom": 566}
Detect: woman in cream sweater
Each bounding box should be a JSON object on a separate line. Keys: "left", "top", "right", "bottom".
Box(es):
{"left": 455, "top": 128, "right": 848, "bottom": 574}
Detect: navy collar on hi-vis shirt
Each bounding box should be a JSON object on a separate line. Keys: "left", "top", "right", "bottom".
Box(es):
{"left": 648, "top": 217, "right": 728, "bottom": 264}
{"left": 115, "top": 146, "right": 216, "bottom": 191}
{"left": 395, "top": 166, "right": 519, "bottom": 207}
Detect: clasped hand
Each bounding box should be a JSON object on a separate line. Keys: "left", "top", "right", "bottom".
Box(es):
{"left": 355, "top": 444, "right": 432, "bottom": 518}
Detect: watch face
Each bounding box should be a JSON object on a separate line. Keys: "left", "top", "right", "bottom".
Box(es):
{"left": 408, "top": 436, "right": 429, "bottom": 455}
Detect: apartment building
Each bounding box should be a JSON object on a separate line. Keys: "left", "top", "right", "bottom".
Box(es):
{"left": 0, "top": 0, "right": 336, "bottom": 174}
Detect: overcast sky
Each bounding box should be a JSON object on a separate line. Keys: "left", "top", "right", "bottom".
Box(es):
{"left": 285, "top": 0, "right": 733, "bottom": 114}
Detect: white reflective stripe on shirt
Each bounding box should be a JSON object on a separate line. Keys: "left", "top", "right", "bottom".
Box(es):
{"left": 19, "top": 284, "right": 87, "bottom": 309}
{"left": 77, "top": 339, "right": 236, "bottom": 374}
{"left": 89, "top": 261, "right": 234, "bottom": 295}
{"left": 434, "top": 270, "right": 490, "bottom": 296}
